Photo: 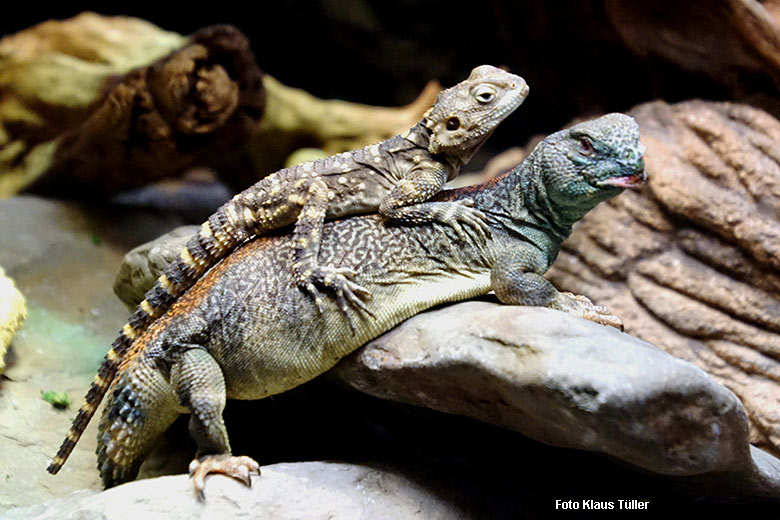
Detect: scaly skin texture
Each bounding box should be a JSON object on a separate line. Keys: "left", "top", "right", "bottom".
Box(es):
{"left": 45, "top": 65, "right": 527, "bottom": 477}
{"left": 49, "top": 113, "right": 645, "bottom": 497}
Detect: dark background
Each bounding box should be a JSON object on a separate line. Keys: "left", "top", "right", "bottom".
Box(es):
{"left": 0, "top": 1, "right": 746, "bottom": 157}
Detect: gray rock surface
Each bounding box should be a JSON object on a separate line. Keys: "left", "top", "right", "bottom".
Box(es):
{"left": 0, "top": 196, "right": 185, "bottom": 509}
{"left": 113, "top": 225, "right": 196, "bottom": 309}
{"left": 1, "top": 462, "right": 469, "bottom": 520}
{"left": 333, "top": 301, "right": 780, "bottom": 499}
{"left": 543, "top": 101, "right": 780, "bottom": 457}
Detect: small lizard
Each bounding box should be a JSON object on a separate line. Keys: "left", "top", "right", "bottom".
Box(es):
{"left": 48, "top": 113, "right": 645, "bottom": 497}
{"left": 131, "top": 64, "right": 525, "bottom": 325}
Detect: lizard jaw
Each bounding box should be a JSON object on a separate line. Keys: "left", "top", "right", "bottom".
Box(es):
{"left": 596, "top": 170, "right": 647, "bottom": 190}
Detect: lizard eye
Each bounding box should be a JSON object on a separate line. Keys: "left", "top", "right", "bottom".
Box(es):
{"left": 472, "top": 84, "right": 497, "bottom": 104}
{"left": 578, "top": 137, "right": 595, "bottom": 156}
{"left": 446, "top": 117, "right": 461, "bottom": 131}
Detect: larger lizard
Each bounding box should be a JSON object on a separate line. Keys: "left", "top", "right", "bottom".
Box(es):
{"left": 48, "top": 113, "right": 645, "bottom": 495}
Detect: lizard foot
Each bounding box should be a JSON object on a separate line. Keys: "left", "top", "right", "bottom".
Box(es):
{"left": 552, "top": 292, "right": 624, "bottom": 331}
{"left": 436, "top": 199, "right": 491, "bottom": 244}
{"left": 298, "top": 264, "right": 374, "bottom": 332}
{"left": 189, "top": 454, "right": 261, "bottom": 501}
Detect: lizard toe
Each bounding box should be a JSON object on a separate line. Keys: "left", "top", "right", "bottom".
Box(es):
{"left": 448, "top": 220, "right": 469, "bottom": 242}
{"left": 448, "top": 202, "right": 490, "bottom": 244}
{"left": 332, "top": 276, "right": 376, "bottom": 327}
{"left": 189, "top": 453, "right": 261, "bottom": 501}
{"left": 299, "top": 280, "right": 326, "bottom": 314}
{"left": 342, "top": 285, "right": 375, "bottom": 317}
{"left": 552, "top": 293, "right": 624, "bottom": 331}
{"left": 298, "top": 264, "right": 375, "bottom": 326}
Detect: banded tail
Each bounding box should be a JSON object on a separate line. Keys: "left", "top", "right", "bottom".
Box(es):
{"left": 47, "top": 190, "right": 268, "bottom": 473}
{"left": 47, "top": 346, "right": 121, "bottom": 473}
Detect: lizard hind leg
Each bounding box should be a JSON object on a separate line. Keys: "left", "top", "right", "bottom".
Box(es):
{"left": 97, "top": 367, "right": 181, "bottom": 488}
{"left": 171, "top": 347, "right": 260, "bottom": 500}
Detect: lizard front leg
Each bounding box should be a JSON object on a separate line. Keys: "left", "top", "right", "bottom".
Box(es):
{"left": 171, "top": 348, "right": 260, "bottom": 500}
{"left": 291, "top": 179, "right": 373, "bottom": 328}
{"left": 379, "top": 160, "right": 490, "bottom": 242}
{"left": 490, "top": 247, "right": 623, "bottom": 330}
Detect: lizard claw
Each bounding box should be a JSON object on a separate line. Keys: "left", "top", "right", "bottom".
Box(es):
{"left": 322, "top": 266, "right": 375, "bottom": 334}
{"left": 301, "top": 281, "right": 326, "bottom": 316}
{"left": 189, "top": 454, "right": 261, "bottom": 501}
{"left": 447, "top": 220, "right": 469, "bottom": 242}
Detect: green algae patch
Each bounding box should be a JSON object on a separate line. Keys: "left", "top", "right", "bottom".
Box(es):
{"left": 40, "top": 390, "right": 71, "bottom": 409}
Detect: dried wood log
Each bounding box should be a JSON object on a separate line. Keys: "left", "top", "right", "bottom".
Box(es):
{"left": 0, "top": 13, "right": 440, "bottom": 197}
{"left": 0, "top": 13, "right": 187, "bottom": 196}
{"left": 22, "top": 24, "right": 265, "bottom": 197}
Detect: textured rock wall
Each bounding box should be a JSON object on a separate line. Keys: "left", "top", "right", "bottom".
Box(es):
{"left": 547, "top": 100, "right": 780, "bottom": 456}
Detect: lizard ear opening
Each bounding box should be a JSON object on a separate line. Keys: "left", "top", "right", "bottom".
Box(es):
{"left": 446, "top": 117, "right": 461, "bottom": 131}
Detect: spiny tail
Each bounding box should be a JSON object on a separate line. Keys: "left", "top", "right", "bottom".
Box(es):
{"left": 47, "top": 189, "right": 268, "bottom": 473}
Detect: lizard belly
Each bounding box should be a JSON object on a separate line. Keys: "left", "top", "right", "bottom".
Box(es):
{"left": 361, "top": 270, "right": 493, "bottom": 338}
{"left": 217, "top": 269, "right": 492, "bottom": 401}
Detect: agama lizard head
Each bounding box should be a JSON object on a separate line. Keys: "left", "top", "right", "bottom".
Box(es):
{"left": 426, "top": 65, "right": 529, "bottom": 165}
{"left": 537, "top": 113, "right": 646, "bottom": 220}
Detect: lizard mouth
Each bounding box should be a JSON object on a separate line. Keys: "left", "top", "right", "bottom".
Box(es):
{"left": 595, "top": 170, "right": 647, "bottom": 189}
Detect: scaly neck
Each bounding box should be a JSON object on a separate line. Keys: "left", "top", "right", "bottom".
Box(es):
{"left": 464, "top": 150, "right": 574, "bottom": 245}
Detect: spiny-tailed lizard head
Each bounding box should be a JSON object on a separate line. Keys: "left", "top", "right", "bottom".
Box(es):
{"left": 425, "top": 65, "right": 528, "bottom": 164}
{"left": 534, "top": 113, "right": 647, "bottom": 221}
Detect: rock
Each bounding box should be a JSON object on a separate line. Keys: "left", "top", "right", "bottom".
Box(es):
{"left": 605, "top": 0, "right": 780, "bottom": 102}
{"left": 220, "top": 0, "right": 780, "bottom": 161}
{"left": 0, "top": 196, "right": 185, "bottom": 509}
{"left": 332, "top": 301, "right": 780, "bottom": 500}
{"left": 0, "top": 266, "right": 26, "bottom": 374}
{"left": 0, "top": 462, "right": 471, "bottom": 520}
{"left": 545, "top": 100, "right": 780, "bottom": 457}
{"left": 2, "top": 194, "right": 778, "bottom": 512}
{"left": 113, "top": 225, "right": 197, "bottom": 309}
